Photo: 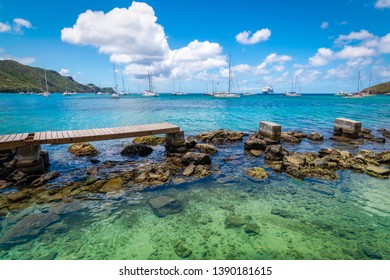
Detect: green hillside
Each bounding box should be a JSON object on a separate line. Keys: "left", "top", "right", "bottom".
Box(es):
{"left": 0, "top": 59, "right": 113, "bottom": 93}
{"left": 362, "top": 81, "right": 390, "bottom": 95}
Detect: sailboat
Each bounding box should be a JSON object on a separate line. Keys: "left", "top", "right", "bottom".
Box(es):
{"left": 172, "top": 77, "right": 186, "bottom": 95}
{"left": 111, "top": 63, "right": 120, "bottom": 99}
{"left": 283, "top": 76, "right": 301, "bottom": 97}
{"left": 63, "top": 76, "right": 71, "bottom": 96}
{"left": 212, "top": 55, "right": 240, "bottom": 98}
{"left": 142, "top": 71, "right": 158, "bottom": 97}
{"left": 343, "top": 71, "right": 365, "bottom": 98}
{"left": 41, "top": 67, "right": 50, "bottom": 97}
{"left": 120, "top": 75, "right": 128, "bottom": 95}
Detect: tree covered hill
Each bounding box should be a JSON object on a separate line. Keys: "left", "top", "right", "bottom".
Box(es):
{"left": 362, "top": 81, "right": 390, "bottom": 95}
{"left": 0, "top": 59, "right": 113, "bottom": 93}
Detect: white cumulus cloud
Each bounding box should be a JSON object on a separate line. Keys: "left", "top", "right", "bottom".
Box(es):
{"left": 0, "top": 18, "right": 32, "bottom": 33}
{"left": 13, "top": 18, "right": 32, "bottom": 33}
{"left": 309, "top": 48, "right": 334, "bottom": 66}
{"left": 335, "top": 29, "right": 375, "bottom": 45}
{"left": 375, "top": 0, "right": 390, "bottom": 8}
{"left": 256, "top": 53, "right": 292, "bottom": 75}
{"left": 235, "top": 28, "right": 271, "bottom": 45}
{"left": 62, "top": 1, "right": 226, "bottom": 81}
{"left": 62, "top": 2, "right": 170, "bottom": 65}
{"left": 336, "top": 46, "right": 376, "bottom": 59}
{"left": 0, "top": 22, "right": 11, "bottom": 33}
{"left": 320, "top": 22, "right": 329, "bottom": 29}
{"left": 59, "top": 68, "right": 70, "bottom": 76}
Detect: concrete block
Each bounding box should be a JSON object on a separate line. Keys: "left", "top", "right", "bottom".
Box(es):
{"left": 334, "top": 118, "right": 362, "bottom": 139}
{"left": 259, "top": 121, "right": 281, "bottom": 141}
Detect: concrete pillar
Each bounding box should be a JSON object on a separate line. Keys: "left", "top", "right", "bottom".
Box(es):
{"left": 333, "top": 118, "right": 362, "bottom": 139}
{"left": 259, "top": 121, "right": 281, "bottom": 142}
{"left": 165, "top": 131, "right": 187, "bottom": 153}
{"left": 15, "top": 144, "right": 45, "bottom": 174}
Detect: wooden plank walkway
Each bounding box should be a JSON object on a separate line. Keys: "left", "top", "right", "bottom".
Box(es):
{"left": 0, "top": 122, "right": 180, "bottom": 150}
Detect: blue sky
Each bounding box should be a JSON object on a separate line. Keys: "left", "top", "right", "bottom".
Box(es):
{"left": 1, "top": 0, "right": 389, "bottom": 93}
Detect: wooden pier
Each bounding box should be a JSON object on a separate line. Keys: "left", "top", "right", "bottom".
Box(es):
{"left": 0, "top": 122, "right": 184, "bottom": 174}
{"left": 0, "top": 122, "right": 180, "bottom": 150}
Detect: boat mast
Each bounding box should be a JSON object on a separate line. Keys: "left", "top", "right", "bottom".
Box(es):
{"left": 112, "top": 63, "right": 118, "bottom": 93}
{"left": 148, "top": 71, "right": 152, "bottom": 92}
{"left": 44, "top": 67, "right": 49, "bottom": 93}
{"left": 122, "top": 75, "right": 126, "bottom": 93}
{"left": 228, "top": 54, "right": 232, "bottom": 94}
{"left": 357, "top": 71, "right": 360, "bottom": 93}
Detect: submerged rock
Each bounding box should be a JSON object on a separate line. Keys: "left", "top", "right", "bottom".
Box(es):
{"left": 99, "top": 177, "right": 123, "bottom": 192}
{"left": 271, "top": 208, "right": 295, "bottom": 219}
{"left": 244, "top": 223, "right": 260, "bottom": 235}
{"left": 121, "top": 144, "right": 153, "bottom": 157}
{"left": 244, "top": 167, "right": 268, "bottom": 180}
{"left": 225, "top": 215, "right": 246, "bottom": 228}
{"left": 0, "top": 213, "right": 60, "bottom": 248}
{"left": 68, "top": 143, "right": 99, "bottom": 156}
{"left": 174, "top": 240, "right": 192, "bottom": 258}
{"left": 132, "top": 135, "right": 165, "bottom": 146}
{"left": 307, "top": 183, "right": 335, "bottom": 196}
{"left": 30, "top": 171, "right": 60, "bottom": 187}
{"left": 148, "top": 196, "right": 182, "bottom": 217}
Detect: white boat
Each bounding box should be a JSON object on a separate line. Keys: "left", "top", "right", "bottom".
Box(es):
{"left": 213, "top": 92, "right": 241, "bottom": 98}
{"left": 111, "top": 63, "right": 120, "bottom": 99}
{"left": 335, "top": 90, "right": 346, "bottom": 96}
{"left": 142, "top": 71, "right": 159, "bottom": 97}
{"left": 211, "top": 55, "right": 240, "bottom": 98}
{"left": 261, "top": 85, "right": 274, "bottom": 94}
{"left": 283, "top": 76, "right": 301, "bottom": 97}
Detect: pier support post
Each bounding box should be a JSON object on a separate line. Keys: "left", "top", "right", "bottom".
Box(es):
{"left": 165, "top": 131, "right": 187, "bottom": 153}
{"left": 333, "top": 118, "right": 362, "bottom": 139}
{"left": 15, "top": 144, "right": 46, "bottom": 174}
{"left": 259, "top": 121, "right": 281, "bottom": 142}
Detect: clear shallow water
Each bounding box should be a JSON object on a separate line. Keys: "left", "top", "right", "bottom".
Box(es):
{"left": 0, "top": 93, "right": 389, "bottom": 260}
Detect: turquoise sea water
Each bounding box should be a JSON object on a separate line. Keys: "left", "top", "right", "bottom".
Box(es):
{"left": 0, "top": 93, "right": 389, "bottom": 260}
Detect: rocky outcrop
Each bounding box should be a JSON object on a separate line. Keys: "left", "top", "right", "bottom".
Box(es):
{"left": 197, "top": 129, "right": 247, "bottom": 145}
{"left": 308, "top": 132, "right": 324, "bottom": 141}
{"left": 244, "top": 133, "right": 268, "bottom": 151}
{"left": 148, "top": 196, "right": 182, "bottom": 217}
{"left": 264, "top": 145, "right": 288, "bottom": 161}
{"left": 182, "top": 152, "right": 211, "bottom": 166}
{"left": 195, "top": 143, "right": 217, "bottom": 155}
{"left": 185, "top": 136, "right": 197, "bottom": 149}
{"left": 132, "top": 135, "right": 165, "bottom": 146}
{"left": 121, "top": 144, "right": 153, "bottom": 157}
{"left": 68, "top": 143, "right": 99, "bottom": 156}
{"left": 281, "top": 131, "right": 307, "bottom": 143}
